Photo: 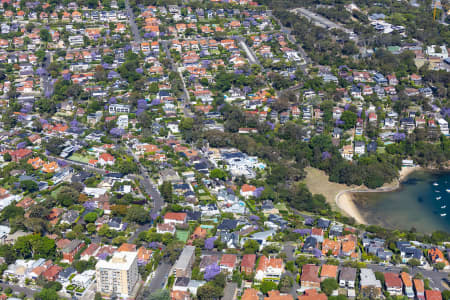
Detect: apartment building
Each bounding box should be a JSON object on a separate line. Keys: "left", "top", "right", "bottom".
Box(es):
{"left": 173, "top": 246, "right": 195, "bottom": 278}
{"left": 96, "top": 251, "right": 139, "bottom": 298}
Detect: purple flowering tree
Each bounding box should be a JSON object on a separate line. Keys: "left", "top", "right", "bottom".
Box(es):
{"left": 321, "top": 151, "right": 331, "bottom": 160}
{"left": 204, "top": 264, "right": 220, "bottom": 281}
{"left": 204, "top": 237, "right": 217, "bottom": 250}
{"left": 249, "top": 215, "right": 260, "bottom": 221}
{"left": 110, "top": 128, "right": 124, "bottom": 136}
{"left": 313, "top": 248, "right": 322, "bottom": 258}
{"left": 393, "top": 132, "right": 406, "bottom": 142}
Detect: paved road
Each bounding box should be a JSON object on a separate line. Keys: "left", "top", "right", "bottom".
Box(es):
{"left": 161, "top": 40, "right": 194, "bottom": 118}
{"left": 268, "top": 10, "right": 311, "bottom": 71}
{"left": 237, "top": 38, "right": 259, "bottom": 66}
{"left": 124, "top": 0, "right": 141, "bottom": 43}
{"left": 146, "top": 261, "right": 172, "bottom": 294}
{"left": 222, "top": 282, "right": 238, "bottom": 300}
{"left": 0, "top": 283, "right": 40, "bottom": 298}
{"left": 40, "top": 52, "right": 54, "bottom": 97}
{"left": 291, "top": 7, "right": 352, "bottom": 34}
{"left": 366, "top": 263, "right": 449, "bottom": 291}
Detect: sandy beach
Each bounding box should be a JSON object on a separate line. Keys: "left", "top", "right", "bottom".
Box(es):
{"left": 335, "top": 190, "right": 367, "bottom": 224}
{"left": 305, "top": 166, "right": 424, "bottom": 225}
{"left": 303, "top": 167, "right": 366, "bottom": 223}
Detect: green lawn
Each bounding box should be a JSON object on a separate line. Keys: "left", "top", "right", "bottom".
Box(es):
{"left": 68, "top": 153, "right": 95, "bottom": 164}
{"left": 176, "top": 230, "right": 189, "bottom": 242}
{"left": 274, "top": 203, "right": 288, "bottom": 211}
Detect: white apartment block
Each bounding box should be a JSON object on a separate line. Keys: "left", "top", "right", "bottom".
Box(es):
{"left": 96, "top": 251, "right": 139, "bottom": 298}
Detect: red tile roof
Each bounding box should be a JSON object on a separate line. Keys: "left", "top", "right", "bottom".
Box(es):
{"left": 384, "top": 273, "right": 402, "bottom": 288}
{"left": 164, "top": 212, "right": 187, "bottom": 221}
{"left": 241, "top": 254, "right": 256, "bottom": 269}
{"left": 426, "top": 290, "right": 442, "bottom": 300}
{"left": 220, "top": 254, "right": 237, "bottom": 268}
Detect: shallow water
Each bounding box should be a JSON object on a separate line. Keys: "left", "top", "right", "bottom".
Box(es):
{"left": 353, "top": 171, "right": 450, "bottom": 233}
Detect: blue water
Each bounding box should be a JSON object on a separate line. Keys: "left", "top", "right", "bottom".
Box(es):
{"left": 354, "top": 171, "right": 450, "bottom": 233}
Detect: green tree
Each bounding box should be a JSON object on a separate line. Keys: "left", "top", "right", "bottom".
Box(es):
{"left": 84, "top": 212, "right": 98, "bottom": 223}
{"left": 340, "top": 110, "right": 357, "bottom": 130}
{"left": 278, "top": 275, "right": 293, "bottom": 293}
{"left": 407, "top": 258, "right": 421, "bottom": 267}
{"left": 321, "top": 278, "right": 339, "bottom": 296}
{"left": 260, "top": 280, "right": 278, "bottom": 294}
{"left": 57, "top": 186, "right": 79, "bottom": 207}
{"left": 3, "top": 152, "right": 11, "bottom": 161}
{"left": 34, "top": 288, "right": 58, "bottom": 300}
{"left": 86, "top": 223, "right": 97, "bottom": 234}
{"left": 210, "top": 168, "right": 227, "bottom": 180}
{"left": 1, "top": 204, "right": 24, "bottom": 221}
{"left": 94, "top": 292, "right": 103, "bottom": 300}
{"left": 112, "top": 236, "right": 127, "bottom": 246}
{"left": 20, "top": 180, "right": 38, "bottom": 193}
{"left": 197, "top": 284, "right": 223, "bottom": 300}
{"left": 243, "top": 239, "right": 260, "bottom": 254}
{"left": 39, "top": 29, "right": 51, "bottom": 42}
{"left": 126, "top": 206, "right": 150, "bottom": 224}
{"left": 147, "top": 289, "right": 170, "bottom": 300}
{"left": 159, "top": 181, "right": 173, "bottom": 203}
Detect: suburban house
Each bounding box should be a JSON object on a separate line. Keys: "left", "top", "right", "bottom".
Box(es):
{"left": 320, "top": 264, "right": 338, "bottom": 281}
{"left": 61, "top": 239, "right": 85, "bottom": 263}
{"left": 164, "top": 212, "right": 187, "bottom": 225}
{"left": 255, "top": 256, "right": 283, "bottom": 282}
{"left": 339, "top": 267, "right": 356, "bottom": 288}
{"left": 384, "top": 272, "right": 403, "bottom": 296}
{"left": 300, "top": 264, "right": 320, "bottom": 292}
{"left": 241, "top": 254, "right": 256, "bottom": 275}
{"left": 220, "top": 254, "right": 237, "bottom": 274}
{"left": 401, "top": 272, "right": 414, "bottom": 298}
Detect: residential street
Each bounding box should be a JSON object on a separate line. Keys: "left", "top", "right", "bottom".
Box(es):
{"left": 146, "top": 261, "right": 172, "bottom": 294}
{"left": 124, "top": 0, "right": 141, "bottom": 42}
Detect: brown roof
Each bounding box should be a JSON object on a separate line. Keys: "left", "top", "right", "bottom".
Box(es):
{"left": 301, "top": 264, "right": 320, "bottom": 283}
{"left": 265, "top": 290, "right": 293, "bottom": 300}
{"left": 384, "top": 273, "right": 402, "bottom": 288}
{"left": 320, "top": 265, "right": 338, "bottom": 278}
{"left": 400, "top": 272, "right": 412, "bottom": 287}
{"left": 414, "top": 279, "right": 425, "bottom": 293}
{"left": 117, "top": 243, "right": 137, "bottom": 252}
{"left": 164, "top": 212, "right": 187, "bottom": 221}
{"left": 298, "top": 289, "right": 327, "bottom": 300}
{"left": 426, "top": 290, "right": 442, "bottom": 300}
{"left": 242, "top": 288, "right": 259, "bottom": 300}
{"left": 81, "top": 243, "right": 99, "bottom": 257}
{"left": 220, "top": 254, "right": 237, "bottom": 268}
{"left": 257, "top": 256, "right": 283, "bottom": 272}
{"left": 56, "top": 239, "right": 71, "bottom": 249}
{"left": 241, "top": 254, "right": 256, "bottom": 269}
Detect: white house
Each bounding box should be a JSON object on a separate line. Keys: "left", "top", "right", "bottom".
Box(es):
{"left": 98, "top": 153, "right": 115, "bottom": 166}
{"left": 117, "top": 115, "right": 128, "bottom": 129}
{"left": 255, "top": 256, "right": 283, "bottom": 282}
{"left": 426, "top": 45, "right": 449, "bottom": 59}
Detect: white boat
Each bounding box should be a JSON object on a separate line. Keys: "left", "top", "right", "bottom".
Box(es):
{"left": 436, "top": 196, "right": 442, "bottom": 200}
{"left": 435, "top": 190, "right": 440, "bottom": 193}
{"left": 440, "top": 213, "right": 447, "bottom": 217}
{"left": 433, "top": 182, "right": 439, "bottom": 186}
{"left": 447, "top": 189, "right": 450, "bottom": 193}
{"left": 441, "top": 205, "right": 446, "bottom": 209}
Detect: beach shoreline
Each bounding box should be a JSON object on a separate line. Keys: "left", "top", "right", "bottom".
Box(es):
{"left": 334, "top": 165, "right": 423, "bottom": 224}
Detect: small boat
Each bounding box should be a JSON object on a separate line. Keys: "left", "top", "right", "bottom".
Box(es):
{"left": 435, "top": 190, "right": 440, "bottom": 193}
{"left": 447, "top": 189, "right": 450, "bottom": 193}
{"left": 441, "top": 205, "right": 446, "bottom": 209}
{"left": 433, "top": 182, "right": 439, "bottom": 186}
{"left": 440, "top": 213, "right": 447, "bottom": 217}
{"left": 436, "top": 196, "right": 442, "bottom": 200}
